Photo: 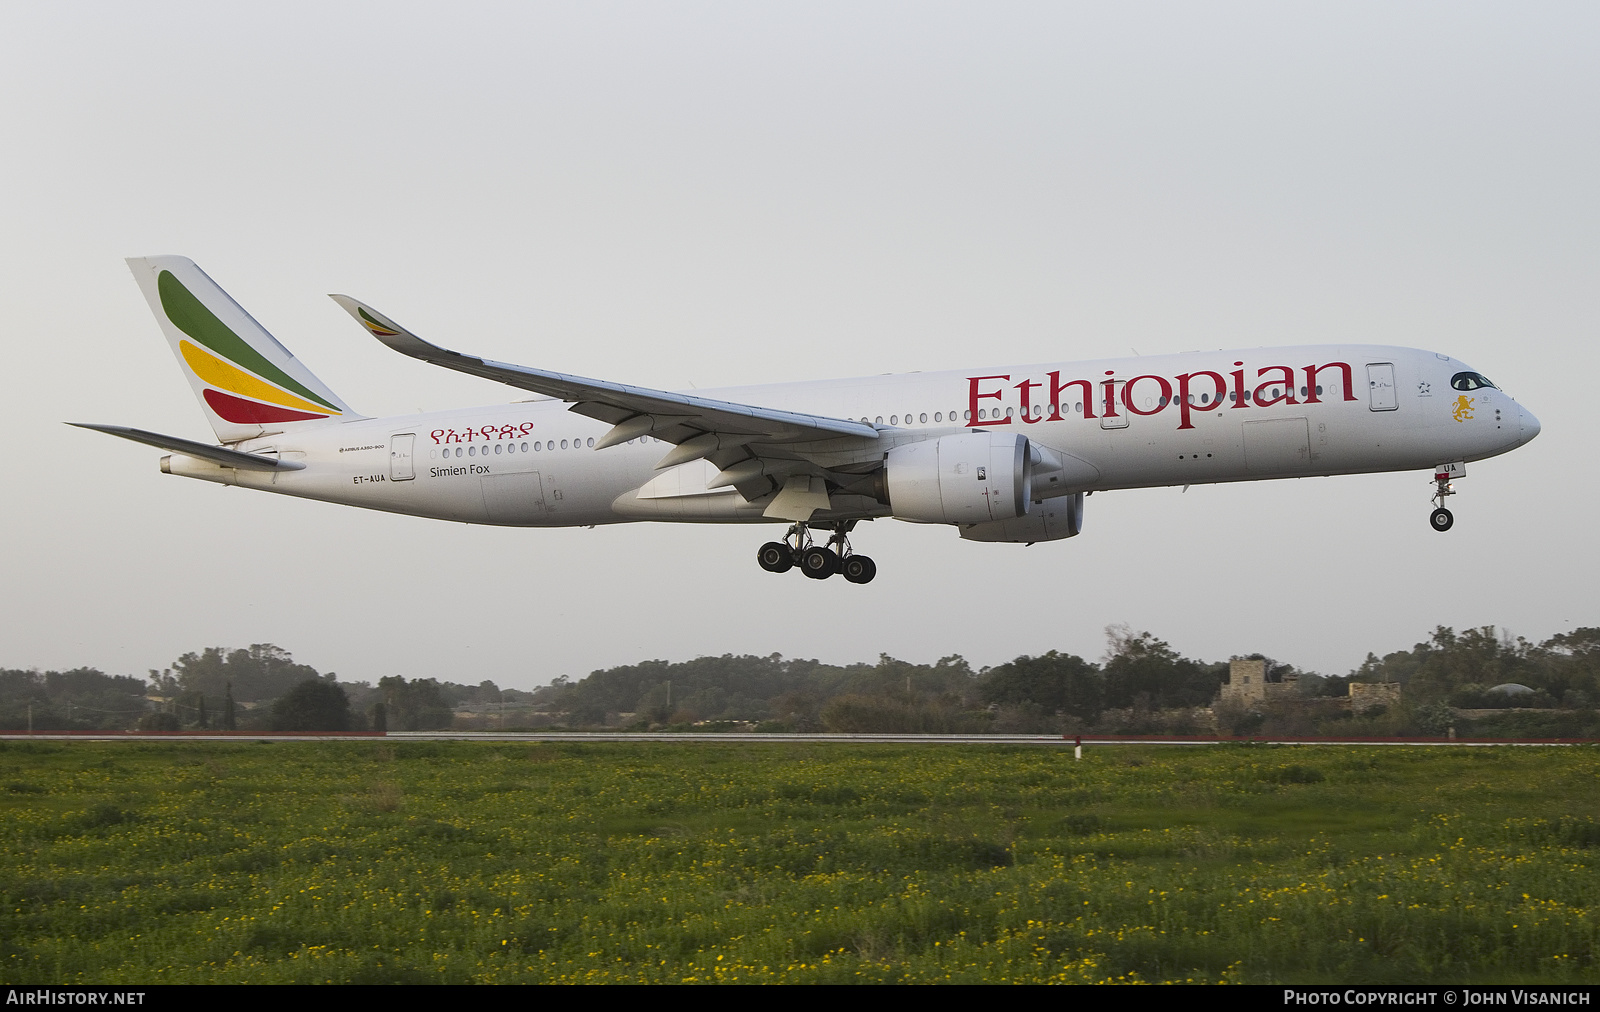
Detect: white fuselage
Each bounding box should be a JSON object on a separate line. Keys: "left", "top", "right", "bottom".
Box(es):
{"left": 162, "top": 344, "right": 1538, "bottom": 529}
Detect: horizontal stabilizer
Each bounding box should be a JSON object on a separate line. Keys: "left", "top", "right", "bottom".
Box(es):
{"left": 68, "top": 424, "right": 306, "bottom": 471}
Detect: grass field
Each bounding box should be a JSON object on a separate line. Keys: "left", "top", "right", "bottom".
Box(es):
{"left": 1, "top": 739, "right": 1597, "bottom": 984}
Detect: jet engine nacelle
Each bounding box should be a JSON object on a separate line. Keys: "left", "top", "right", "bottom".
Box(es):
{"left": 959, "top": 492, "right": 1084, "bottom": 543}
{"left": 885, "top": 431, "right": 1032, "bottom": 524}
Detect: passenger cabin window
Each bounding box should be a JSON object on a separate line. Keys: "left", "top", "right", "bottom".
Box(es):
{"left": 1451, "top": 372, "right": 1497, "bottom": 391}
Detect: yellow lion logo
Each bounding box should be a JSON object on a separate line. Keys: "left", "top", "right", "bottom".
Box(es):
{"left": 1452, "top": 395, "right": 1474, "bottom": 422}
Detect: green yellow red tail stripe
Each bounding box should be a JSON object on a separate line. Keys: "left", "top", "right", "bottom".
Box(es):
{"left": 178, "top": 340, "right": 337, "bottom": 417}
{"left": 156, "top": 269, "right": 342, "bottom": 424}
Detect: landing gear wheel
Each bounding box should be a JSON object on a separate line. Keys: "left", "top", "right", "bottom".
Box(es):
{"left": 1429, "top": 468, "right": 1461, "bottom": 534}
{"left": 800, "top": 546, "right": 839, "bottom": 580}
{"left": 841, "top": 555, "right": 877, "bottom": 584}
{"left": 757, "top": 542, "right": 794, "bottom": 573}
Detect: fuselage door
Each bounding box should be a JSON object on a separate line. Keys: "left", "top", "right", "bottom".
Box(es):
{"left": 1366, "top": 363, "right": 1398, "bottom": 411}
{"left": 390, "top": 433, "right": 416, "bottom": 481}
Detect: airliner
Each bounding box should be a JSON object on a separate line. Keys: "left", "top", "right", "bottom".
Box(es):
{"left": 75, "top": 256, "right": 1541, "bottom": 584}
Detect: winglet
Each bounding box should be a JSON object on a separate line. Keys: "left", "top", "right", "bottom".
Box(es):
{"left": 329, "top": 295, "right": 450, "bottom": 362}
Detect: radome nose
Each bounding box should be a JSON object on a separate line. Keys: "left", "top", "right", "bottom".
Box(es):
{"left": 1519, "top": 406, "right": 1541, "bottom": 445}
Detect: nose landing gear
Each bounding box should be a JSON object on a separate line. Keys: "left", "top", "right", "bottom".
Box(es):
{"left": 1429, "top": 463, "right": 1463, "bottom": 532}
{"left": 756, "top": 521, "right": 876, "bottom": 583}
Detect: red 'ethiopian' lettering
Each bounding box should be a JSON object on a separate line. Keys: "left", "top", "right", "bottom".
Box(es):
{"left": 1121, "top": 375, "right": 1172, "bottom": 416}
{"left": 1016, "top": 378, "right": 1043, "bottom": 423}
{"left": 1048, "top": 371, "right": 1095, "bottom": 419}
{"left": 1305, "top": 362, "right": 1356, "bottom": 403}
{"left": 964, "top": 360, "right": 1354, "bottom": 432}
{"left": 1175, "top": 371, "right": 1228, "bottom": 429}
{"left": 968, "top": 375, "right": 1010, "bottom": 426}
{"left": 1254, "top": 364, "right": 1298, "bottom": 407}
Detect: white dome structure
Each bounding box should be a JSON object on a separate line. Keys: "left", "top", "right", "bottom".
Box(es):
{"left": 1487, "top": 683, "right": 1534, "bottom": 695}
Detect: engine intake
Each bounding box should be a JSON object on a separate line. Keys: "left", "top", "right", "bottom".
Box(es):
{"left": 885, "top": 432, "right": 1032, "bottom": 523}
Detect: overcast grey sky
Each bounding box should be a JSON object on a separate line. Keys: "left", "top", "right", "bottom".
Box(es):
{"left": 1, "top": 2, "right": 1594, "bottom": 689}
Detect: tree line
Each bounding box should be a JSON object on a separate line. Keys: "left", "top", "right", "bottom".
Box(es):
{"left": 2, "top": 624, "right": 1596, "bottom": 736}
{"left": 527, "top": 624, "right": 1598, "bottom": 735}
{"left": 0, "top": 644, "right": 527, "bottom": 733}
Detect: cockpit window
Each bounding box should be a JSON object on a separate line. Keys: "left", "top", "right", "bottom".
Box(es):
{"left": 1451, "top": 372, "right": 1497, "bottom": 391}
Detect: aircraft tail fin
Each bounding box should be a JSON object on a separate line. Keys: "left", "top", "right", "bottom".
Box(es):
{"left": 126, "top": 256, "right": 359, "bottom": 443}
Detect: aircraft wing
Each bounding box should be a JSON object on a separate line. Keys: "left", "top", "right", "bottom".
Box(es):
{"left": 331, "top": 296, "right": 885, "bottom": 518}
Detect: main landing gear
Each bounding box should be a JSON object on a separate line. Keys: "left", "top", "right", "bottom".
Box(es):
{"left": 757, "top": 521, "right": 877, "bottom": 584}
{"left": 1430, "top": 469, "right": 1456, "bottom": 532}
